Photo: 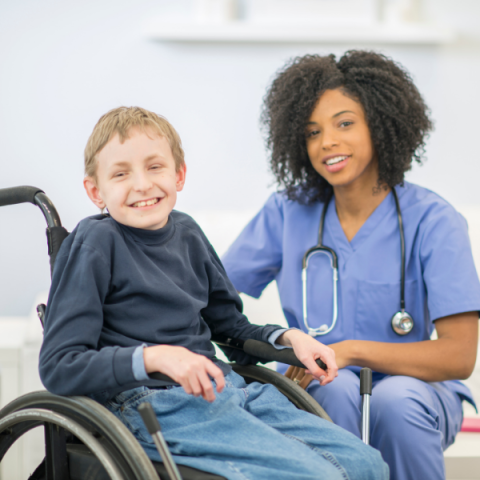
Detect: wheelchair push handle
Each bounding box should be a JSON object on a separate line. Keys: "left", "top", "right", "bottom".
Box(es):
{"left": 0, "top": 185, "right": 44, "bottom": 207}
{"left": 0, "top": 186, "right": 68, "bottom": 276}
{"left": 0, "top": 186, "right": 62, "bottom": 228}
{"left": 138, "top": 402, "right": 183, "bottom": 480}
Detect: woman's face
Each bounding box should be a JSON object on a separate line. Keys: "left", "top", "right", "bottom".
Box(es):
{"left": 305, "top": 88, "right": 377, "bottom": 191}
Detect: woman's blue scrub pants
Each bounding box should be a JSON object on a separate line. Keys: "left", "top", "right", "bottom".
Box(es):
{"left": 105, "top": 371, "right": 388, "bottom": 480}
{"left": 307, "top": 369, "right": 464, "bottom": 480}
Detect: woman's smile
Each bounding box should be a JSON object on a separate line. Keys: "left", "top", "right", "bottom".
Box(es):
{"left": 322, "top": 154, "right": 351, "bottom": 173}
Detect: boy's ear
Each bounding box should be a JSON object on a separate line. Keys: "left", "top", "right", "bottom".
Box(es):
{"left": 84, "top": 177, "right": 106, "bottom": 209}
{"left": 176, "top": 163, "right": 187, "bottom": 192}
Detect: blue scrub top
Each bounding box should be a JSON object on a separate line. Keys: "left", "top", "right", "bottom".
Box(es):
{"left": 222, "top": 182, "right": 480, "bottom": 404}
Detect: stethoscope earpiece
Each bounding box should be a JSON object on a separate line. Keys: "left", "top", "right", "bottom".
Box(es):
{"left": 391, "top": 310, "right": 414, "bottom": 335}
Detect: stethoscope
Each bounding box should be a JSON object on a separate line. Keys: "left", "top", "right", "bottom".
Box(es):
{"left": 302, "top": 188, "right": 414, "bottom": 337}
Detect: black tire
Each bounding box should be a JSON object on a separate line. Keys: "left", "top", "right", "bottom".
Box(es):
{"left": 0, "top": 391, "right": 228, "bottom": 480}
{"left": 231, "top": 364, "right": 332, "bottom": 422}
{"left": 0, "top": 391, "right": 157, "bottom": 480}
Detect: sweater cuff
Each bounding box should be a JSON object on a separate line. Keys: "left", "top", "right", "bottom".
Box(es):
{"left": 113, "top": 346, "right": 138, "bottom": 385}
{"left": 132, "top": 344, "right": 149, "bottom": 381}
{"left": 267, "top": 328, "right": 297, "bottom": 350}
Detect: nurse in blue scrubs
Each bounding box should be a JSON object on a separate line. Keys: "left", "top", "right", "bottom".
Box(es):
{"left": 222, "top": 51, "right": 480, "bottom": 480}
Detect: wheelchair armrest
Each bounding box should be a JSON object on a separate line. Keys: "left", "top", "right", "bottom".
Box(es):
{"left": 146, "top": 337, "right": 328, "bottom": 383}
{"left": 212, "top": 335, "right": 327, "bottom": 371}
{"left": 148, "top": 372, "right": 175, "bottom": 383}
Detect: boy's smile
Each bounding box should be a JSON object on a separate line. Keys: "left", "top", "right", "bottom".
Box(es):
{"left": 130, "top": 197, "right": 162, "bottom": 208}
{"left": 84, "top": 127, "right": 186, "bottom": 230}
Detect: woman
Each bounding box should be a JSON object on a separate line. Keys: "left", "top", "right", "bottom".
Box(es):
{"left": 222, "top": 51, "right": 480, "bottom": 480}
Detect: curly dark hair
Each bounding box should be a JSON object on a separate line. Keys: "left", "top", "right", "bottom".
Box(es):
{"left": 262, "top": 50, "right": 433, "bottom": 203}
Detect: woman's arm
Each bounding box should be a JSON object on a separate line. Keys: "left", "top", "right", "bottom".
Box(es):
{"left": 330, "top": 311, "right": 479, "bottom": 382}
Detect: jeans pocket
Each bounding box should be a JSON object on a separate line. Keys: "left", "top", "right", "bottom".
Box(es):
{"left": 121, "top": 389, "right": 155, "bottom": 409}
{"left": 119, "top": 391, "right": 159, "bottom": 445}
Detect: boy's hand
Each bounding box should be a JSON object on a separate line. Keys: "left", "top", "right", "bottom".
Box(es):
{"left": 276, "top": 330, "right": 338, "bottom": 386}
{"left": 143, "top": 345, "right": 225, "bottom": 402}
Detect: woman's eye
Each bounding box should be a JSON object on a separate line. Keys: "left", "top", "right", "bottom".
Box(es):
{"left": 306, "top": 130, "right": 320, "bottom": 138}
{"left": 340, "top": 121, "right": 353, "bottom": 128}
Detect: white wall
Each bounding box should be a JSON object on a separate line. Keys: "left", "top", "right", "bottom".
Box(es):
{"left": 1, "top": 0, "right": 480, "bottom": 315}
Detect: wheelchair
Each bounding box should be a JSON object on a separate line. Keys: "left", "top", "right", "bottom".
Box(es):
{"left": 0, "top": 186, "right": 332, "bottom": 480}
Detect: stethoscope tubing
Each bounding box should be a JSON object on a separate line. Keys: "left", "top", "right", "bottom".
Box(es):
{"left": 302, "top": 188, "right": 410, "bottom": 336}
{"left": 301, "top": 193, "right": 338, "bottom": 336}
{"left": 302, "top": 250, "right": 338, "bottom": 336}
{"left": 392, "top": 188, "right": 406, "bottom": 313}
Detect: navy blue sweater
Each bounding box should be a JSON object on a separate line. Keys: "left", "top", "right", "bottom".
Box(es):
{"left": 39, "top": 212, "right": 282, "bottom": 402}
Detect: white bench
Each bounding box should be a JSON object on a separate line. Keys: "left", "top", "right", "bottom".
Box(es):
{"left": 0, "top": 294, "right": 45, "bottom": 479}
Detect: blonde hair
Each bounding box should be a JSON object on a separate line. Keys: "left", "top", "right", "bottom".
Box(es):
{"left": 84, "top": 106, "right": 185, "bottom": 179}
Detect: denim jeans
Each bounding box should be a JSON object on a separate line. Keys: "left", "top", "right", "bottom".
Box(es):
{"left": 105, "top": 371, "right": 388, "bottom": 480}
{"left": 307, "top": 369, "right": 464, "bottom": 480}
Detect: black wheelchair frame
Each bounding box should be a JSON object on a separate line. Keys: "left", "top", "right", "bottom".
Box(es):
{"left": 0, "top": 186, "right": 333, "bottom": 480}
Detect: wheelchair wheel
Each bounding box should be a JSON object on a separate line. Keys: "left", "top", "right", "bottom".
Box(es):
{"left": 0, "top": 391, "right": 157, "bottom": 480}
{"left": 231, "top": 364, "right": 332, "bottom": 422}
{"left": 0, "top": 391, "right": 229, "bottom": 480}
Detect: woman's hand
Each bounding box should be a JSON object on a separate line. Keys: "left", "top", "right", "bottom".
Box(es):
{"left": 143, "top": 345, "right": 225, "bottom": 402}
{"left": 276, "top": 329, "right": 338, "bottom": 385}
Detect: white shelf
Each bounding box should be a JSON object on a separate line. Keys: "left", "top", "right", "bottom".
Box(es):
{"left": 146, "top": 21, "right": 455, "bottom": 45}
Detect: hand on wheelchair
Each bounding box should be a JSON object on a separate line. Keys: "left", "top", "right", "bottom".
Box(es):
{"left": 144, "top": 345, "right": 225, "bottom": 402}
{"left": 276, "top": 330, "right": 338, "bottom": 386}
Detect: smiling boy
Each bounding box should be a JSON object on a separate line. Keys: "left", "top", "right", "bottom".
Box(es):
{"left": 39, "top": 107, "right": 388, "bottom": 480}
{"left": 83, "top": 117, "right": 184, "bottom": 232}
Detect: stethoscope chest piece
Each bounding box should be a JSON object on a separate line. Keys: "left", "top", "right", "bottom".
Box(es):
{"left": 391, "top": 310, "right": 414, "bottom": 335}
{"left": 308, "top": 324, "right": 329, "bottom": 336}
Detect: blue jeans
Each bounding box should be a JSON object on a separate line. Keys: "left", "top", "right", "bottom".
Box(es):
{"left": 105, "top": 371, "right": 388, "bottom": 480}
{"left": 307, "top": 369, "right": 464, "bottom": 480}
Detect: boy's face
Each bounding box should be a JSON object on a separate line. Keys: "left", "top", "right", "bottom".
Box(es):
{"left": 84, "top": 127, "right": 186, "bottom": 230}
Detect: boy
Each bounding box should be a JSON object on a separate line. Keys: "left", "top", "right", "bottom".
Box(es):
{"left": 39, "top": 107, "right": 388, "bottom": 480}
